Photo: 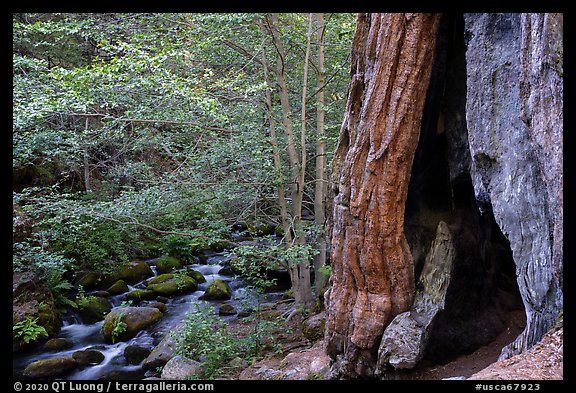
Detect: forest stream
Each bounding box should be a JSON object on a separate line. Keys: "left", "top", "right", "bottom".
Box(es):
{"left": 13, "top": 239, "right": 286, "bottom": 380}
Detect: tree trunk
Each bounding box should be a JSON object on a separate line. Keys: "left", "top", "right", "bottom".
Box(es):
{"left": 325, "top": 13, "right": 441, "bottom": 378}
{"left": 314, "top": 12, "right": 328, "bottom": 294}
{"left": 83, "top": 117, "right": 91, "bottom": 194}
{"left": 263, "top": 13, "right": 314, "bottom": 308}
{"left": 261, "top": 49, "right": 292, "bottom": 245}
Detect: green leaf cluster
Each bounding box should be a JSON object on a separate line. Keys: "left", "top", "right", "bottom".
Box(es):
{"left": 13, "top": 317, "right": 49, "bottom": 344}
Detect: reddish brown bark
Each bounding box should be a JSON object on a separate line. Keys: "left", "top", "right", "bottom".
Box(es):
{"left": 325, "top": 13, "right": 441, "bottom": 377}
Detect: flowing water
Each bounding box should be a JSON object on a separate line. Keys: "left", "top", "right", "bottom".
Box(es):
{"left": 13, "top": 249, "right": 285, "bottom": 380}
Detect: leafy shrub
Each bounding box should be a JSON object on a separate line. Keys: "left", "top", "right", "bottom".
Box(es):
{"left": 13, "top": 317, "right": 48, "bottom": 344}
{"left": 51, "top": 220, "right": 131, "bottom": 273}
{"left": 160, "top": 235, "right": 200, "bottom": 264}
{"left": 173, "top": 303, "right": 239, "bottom": 379}
{"left": 74, "top": 285, "right": 95, "bottom": 310}
{"left": 109, "top": 310, "right": 127, "bottom": 344}
{"left": 13, "top": 242, "right": 76, "bottom": 313}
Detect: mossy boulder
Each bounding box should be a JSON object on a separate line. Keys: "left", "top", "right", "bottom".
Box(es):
{"left": 74, "top": 271, "right": 102, "bottom": 290}
{"left": 108, "top": 261, "right": 154, "bottom": 286}
{"left": 126, "top": 289, "right": 156, "bottom": 302}
{"left": 77, "top": 296, "right": 112, "bottom": 324}
{"left": 149, "top": 302, "right": 167, "bottom": 313}
{"left": 102, "top": 307, "right": 162, "bottom": 343}
{"left": 218, "top": 303, "right": 237, "bottom": 316}
{"left": 22, "top": 356, "right": 78, "bottom": 378}
{"left": 44, "top": 338, "right": 73, "bottom": 351}
{"left": 302, "top": 311, "right": 326, "bottom": 342}
{"left": 202, "top": 279, "right": 232, "bottom": 300}
{"left": 155, "top": 256, "right": 183, "bottom": 275}
{"left": 72, "top": 349, "right": 105, "bottom": 365}
{"left": 146, "top": 273, "right": 174, "bottom": 286}
{"left": 147, "top": 275, "right": 197, "bottom": 297}
{"left": 186, "top": 269, "right": 206, "bottom": 283}
{"left": 107, "top": 279, "right": 129, "bottom": 295}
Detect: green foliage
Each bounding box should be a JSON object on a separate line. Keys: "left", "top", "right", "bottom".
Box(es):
{"left": 74, "top": 285, "right": 95, "bottom": 310}
{"left": 173, "top": 303, "right": 239, "bottom": 379}
{"left": 109, "top": 310, "right": 127, "bottom": 344}
{"left": 13, "top": 317, "right": 49, "bottom": 344}
{"left": 173, "top": 301, "right": 288, "bottom": 379}
{"left": 51, "top": 220, "right": 131, "bottom": 272}
{"left": 13, "top": 242, "right": 76, "bottom": 313}
{"left": 228, "top": 243, "right": 279, "bottom": 294}
{"left": 13, "top": 13, "right": 354, "bottom": 305}
{"left": 173, "top": 270, "right": 192, "bottom": 291}
{"left": 160, "top": 236, "right": 208, "bottom": 264}
{"left": 317, "top": 264, "right": 332, "bottom": 277}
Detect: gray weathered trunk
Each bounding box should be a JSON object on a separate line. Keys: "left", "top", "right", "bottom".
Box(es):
{"left": 464, "top": 13, "right": 563, "bottom": 359}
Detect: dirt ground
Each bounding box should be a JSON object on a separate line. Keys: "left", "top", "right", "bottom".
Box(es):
{"left": 230, "top": 305, "right": 563, "bottom": 381}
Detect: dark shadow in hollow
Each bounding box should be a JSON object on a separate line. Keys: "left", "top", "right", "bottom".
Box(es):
{"left": 403, "top": 13, "right": 525, "bottom": 365}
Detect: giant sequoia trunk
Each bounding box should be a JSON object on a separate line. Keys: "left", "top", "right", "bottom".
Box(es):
{"left": 325, "top": 13, "right": 441, "bottom": 378}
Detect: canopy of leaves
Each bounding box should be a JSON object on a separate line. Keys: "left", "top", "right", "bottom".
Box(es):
{"left": 13, "top": 13, "right": 354, "bottom": 280}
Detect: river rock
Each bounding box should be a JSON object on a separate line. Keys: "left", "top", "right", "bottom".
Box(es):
{"left": 72, "top": 349, "right": 105, "bottom": 365}
{"left": 376, "top": 221, "right": 455, "bottom": 371}
{"left": 464, "top": 13, "right": 563, "bottom": 358}
{"left": 22, "top": 356, "right": 78, "bottom": 378}
{"left": 186, "top": 268, "right": 206, "bottom": 283}
{"left": 44, "top": 338, "right": 73, "bottom": 351}
{"left": 201, "top": 279, "right": 232, "bottom": 300}
{"left": 156, "top": 296, "right": 169, "bottom": 303}
{"left": 147, "top": 275, "right": 197, "bottom": 297}
{"left": 124, "top": 345, "right": 152, "bottom": 365}
{"left": 77, "top": 296, "right": 112, "bottom": 324}
{"left": 149, "top": 302, "right": 167, "bottom": 313}
{"left": 155, "top": 256, "right": 182, "bottom": 275}
{"left": 126, "top": 289, "right": 156, "bottom": 302}
{"left": 102, "top": 306, "right": 162, "bottom": 343}
{"left": 143, "top": 333, "right": 177, "bottom": 370}
{"left": 217, "top": 266, "right": 234, "bottom": 276}
{"left": 74, "top": 271, "right": 102, "bottom": 290}
{"left": 161, "top": 355, "right": 202, "bottom": 380}
{"left": 100, "top": 261, "right": 154, "bottom": 289}
{"left": 146, "top": 274, "right": 173, "bottom": 286}
{"left": 13, "top": 272, "right": 61, "bottom": 351}
{"left": 218, "top": 303, "right": 237, "bottom": 316}
{"left": 107, "top": 279, "right": 129, "bottom": 295}
{"left": 112, "top": 261, "right": 154, "bottom": 286}
{"left": 302, "top": 311, "right": 326, "bottom": 342}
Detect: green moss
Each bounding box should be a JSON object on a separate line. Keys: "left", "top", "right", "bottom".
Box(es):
{"left": 76, "top": 296, "right": 112, "bottom": 323}
{"left": 126, "top": 289, "right": 156, "bottom": 302}
{"left": 147, "top": 275, "right": 197, "bottom": 296}
{"left": 146, "top": 273, "right": 174, "bottom": 286}
{"left": 202, "top": 279, "right": 232, "bottom": 300}
{"left": 107, "top": 279, "right": 129, "bottom": 295}
{"left": 186, "top": 269, "right": 206, "bottom": 283}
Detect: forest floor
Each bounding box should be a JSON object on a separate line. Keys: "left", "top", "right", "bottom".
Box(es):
{"left": 229, "top": 307, "right": 563, "bottom": 381}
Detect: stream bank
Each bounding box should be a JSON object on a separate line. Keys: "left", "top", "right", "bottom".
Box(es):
{"left": 13, "top": 239, "right": 290, "bottom": 380}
